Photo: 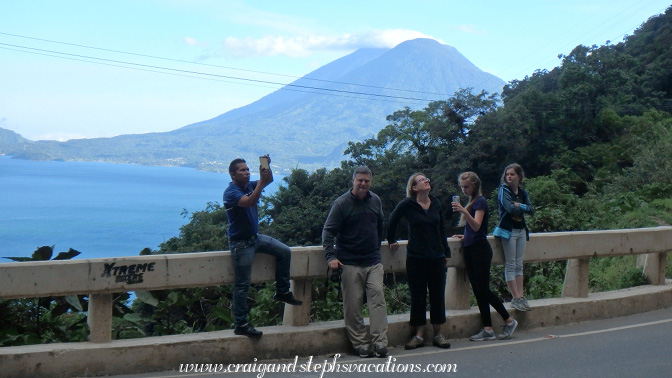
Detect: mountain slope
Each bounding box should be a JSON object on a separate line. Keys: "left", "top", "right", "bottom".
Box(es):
{"left": 1, "top": 38, "right": 505, "bottom": 172}
{"left": 0, "top": 128, "right": 31, "bottom": 148}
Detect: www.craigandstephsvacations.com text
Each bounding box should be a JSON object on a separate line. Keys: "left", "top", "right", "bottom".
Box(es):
{"left": 178, "top": 354, "right": 457, "bottom": 377}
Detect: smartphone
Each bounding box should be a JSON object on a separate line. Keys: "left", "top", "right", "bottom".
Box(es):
{"left": 452, "top": 195, "right": 460, "bottom": 204}
{"left": 259, "top": 156, "right": 270, "bottom": 170}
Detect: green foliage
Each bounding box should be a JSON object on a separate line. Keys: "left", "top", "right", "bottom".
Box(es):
{"left": 589, "top": 256, "right": 649, "bottom": 292}
{"left": 248, "top": 284, "right": 284, "bottom": 327}
{"left": 520, "top": 173, "right": 585, "bottom": 231}
{"left": 130, "top": 286, "right": 235, "bottom": 336}
{"left": 311, "top": 281, "right": 345, "bottom": 322}
{"left": 260, "top": 168, "right": 351, "bottom": 246}
{"left": 384, "top": 282, "right": 411, "bottom": 315}
{"left": 0, "top": 298, "right": 88, "bottom": 346}
{"left": 485, "top": 262, "right": 565, "bottom": 303}
{"left": 157, "top": 202, "right": 230, "bottom": 253}
{"left": 488, "top": 265, "right": 508, "bottom": 301}
{"left": 345, "top": 89, "right": 499, "bottom": 194}
{"left": 3, "top": 245, "right": 81, "bottom": 262}
{"left": 0, "top": 246, "right": 130, "bottom": 346}
{"left": 525, "top": 262, "right": 566, "bottom": 299}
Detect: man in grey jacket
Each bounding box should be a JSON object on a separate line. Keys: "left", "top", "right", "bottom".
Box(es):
{"left": 322, "top": 166, "right": 388, "bottom": 358}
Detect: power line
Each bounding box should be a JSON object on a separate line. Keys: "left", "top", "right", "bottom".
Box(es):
{"left": 0, "top": 31, "right": 455, "bottom": 98}
{"left": 0, "top": 41, "right": 443, "bottom": 103}
{"left": 0, "top": 45, "right": 431, "bottom": 107}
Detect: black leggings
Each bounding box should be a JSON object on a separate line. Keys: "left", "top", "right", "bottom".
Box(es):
{"left": 406, "top": 256, "right": 447, "bottom": 326}
{"left": 463, "top": 239, "right": 510, "bottom": 327}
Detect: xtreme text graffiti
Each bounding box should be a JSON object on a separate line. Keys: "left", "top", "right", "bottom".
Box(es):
{"left": 101, "top": 262, "right": 156, "bottom": 284}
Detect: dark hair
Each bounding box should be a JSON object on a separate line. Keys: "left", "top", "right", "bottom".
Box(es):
{"left": 352, "top": 166, "right": 372, "bottom": 179}
{"left": 228, "top": 158, "right": 246, "bottom": 174}
{"left": 500, "top": 163, "right": 525, "bottom": 185}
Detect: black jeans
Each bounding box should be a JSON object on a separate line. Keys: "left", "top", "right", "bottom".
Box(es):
{"left": 406, "top": 256, "right": 447, "bottom": 327}
{"left": 463, "top": 239, "right": 510, "bottom": 327}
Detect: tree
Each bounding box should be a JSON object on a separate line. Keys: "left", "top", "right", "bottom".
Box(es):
{"left": 158, "top": 202, "right": 229, "bottom": 253}
{"left": 344, "top": 88, "right": 500, "bottom": 217}
{"left": 260, "top": 167, "right": 351, "bottom": 246}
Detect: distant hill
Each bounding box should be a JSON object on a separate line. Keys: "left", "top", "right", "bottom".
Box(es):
{"left": 0, "top": 127, "right": 31, "bottom": 147}
{"left": 0, "top": 38, "right": 505, "bottom": 172}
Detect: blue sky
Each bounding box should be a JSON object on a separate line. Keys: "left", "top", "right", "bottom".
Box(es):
{"left": 1, "top": 0, "right": 670, "bottom": 141}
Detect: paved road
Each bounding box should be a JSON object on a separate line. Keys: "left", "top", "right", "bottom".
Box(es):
{"left": 103, "top": 307, "right": 672, "bottom": 378}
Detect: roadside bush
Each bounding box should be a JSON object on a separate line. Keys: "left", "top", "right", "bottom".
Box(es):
{"left": 589, "top": 256, "right": 649, "bottom": 292}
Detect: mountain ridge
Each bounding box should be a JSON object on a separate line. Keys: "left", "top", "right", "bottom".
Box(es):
{"left": 1, "top": 38, "right": 505, "bottom": 172}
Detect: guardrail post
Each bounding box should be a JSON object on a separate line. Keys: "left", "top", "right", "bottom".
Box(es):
{"left": 562, "top": 258, "right": 589, "bottom": 297}
{"left": 87, "top": 293, "right": 113, "bottom": 343}
{"left": 282, "top": 279, "right": 312, "bottom": 326}
{"left": 639, "top": 252, "right": 668, "bottom": 285}
{"left": 445, "top": 267, "right": 470, "bottom": 309}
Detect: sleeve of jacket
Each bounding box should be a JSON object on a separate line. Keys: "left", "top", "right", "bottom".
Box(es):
{"left": 438, "top": 201, "right": 451, "bottom": 258}
{"left": 386, "top": 199, "right": 405, "bottom": 244}
{"left": 322, "top": 200, "right": 342, "bottom": 262}
{"left": 377, "top": 196, "right": 385, "bottom": 246}
{"left": 498, "top": 184, "right": 525, "bottom": 216}
{"left": 518, "top": 188, "right": 535, "bottom": 215}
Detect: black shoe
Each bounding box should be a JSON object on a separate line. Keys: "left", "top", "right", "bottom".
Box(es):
{"left": 358, "top": 346, "right": 374, "bottom": 358}
{"left": 374, "top": 345, "right": 388, "bottom": 358}
{"left": 234, "top": 323, "right": 263, "bottom": 337}
{"left": 274, "top": 292, "right": 303, "bottom": 306}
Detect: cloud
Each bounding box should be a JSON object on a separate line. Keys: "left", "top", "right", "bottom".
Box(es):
{"left": 457, "top": 24, "right": 488, "bottom": 35}
{"left": 216, "top": 1, "right": 322, "bottom": 35}
{"left": 35, "top": 132, "right": 91, "bottom": 142}
{"left": 184, "top": 37, "right": 206, "bottom": 46}
{"left": 220, "top": 29, "right": 442, "bottom": 57}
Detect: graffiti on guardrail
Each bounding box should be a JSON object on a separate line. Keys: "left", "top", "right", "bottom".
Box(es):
{"left": 101, "top": 262, "right": 156, "bottom": 284}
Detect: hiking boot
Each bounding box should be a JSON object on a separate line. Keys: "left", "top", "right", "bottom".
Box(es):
{"left": 273, "top": 291, "right": 303, "bottom": 306}
{"left": 405, "top": 336, "right": 425, "bottom": 350}
{"left": 469, "top": 328, "right": 496, "bottom": 341}
{"left": 433, "top": 334, "right": 451, "bottom": 349}
{"left": 358, "top": 346, "right": 374, "bottom": 358}
{"left": 234, "top": 323, "right": 263, "bottom": 337}
{"left": 499, "top": 319, "right": 518, "bottom": 340}
{"left": 374, "top": 345, "right": 389, "bottom": 358}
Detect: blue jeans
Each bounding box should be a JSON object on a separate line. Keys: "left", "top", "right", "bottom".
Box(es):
{"left": 230, "top": 234, "right": 291, "bottom": 327}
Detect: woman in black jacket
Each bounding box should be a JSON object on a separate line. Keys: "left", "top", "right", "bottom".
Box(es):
{"left": 387, "top": 173, "right": 451, "bottom": 350}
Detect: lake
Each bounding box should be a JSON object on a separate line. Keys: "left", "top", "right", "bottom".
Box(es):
{"left": 0, "top": 156, "right": 280, "bottom": 260}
